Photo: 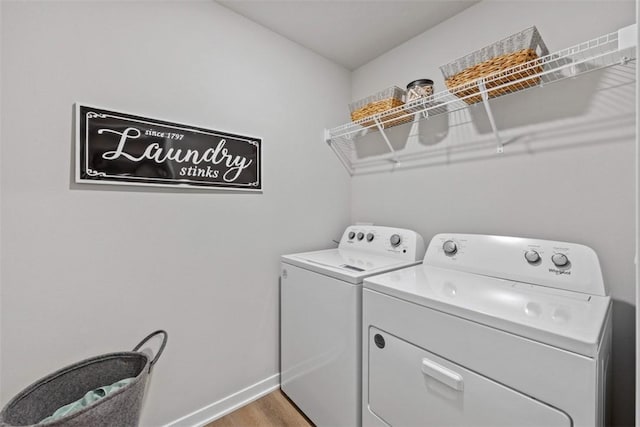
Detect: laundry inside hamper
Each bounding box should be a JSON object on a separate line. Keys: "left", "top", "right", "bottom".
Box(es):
{"left": 0, "top": 330, "right": 167, "bottom": 427}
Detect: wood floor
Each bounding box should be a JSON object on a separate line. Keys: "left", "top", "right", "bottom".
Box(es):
{"left": 206, "top": 390, "right": 314, "bottom": 427}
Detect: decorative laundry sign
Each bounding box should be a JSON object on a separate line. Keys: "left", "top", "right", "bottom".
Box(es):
{"left": 75, "top": 104, "right": 261, "bottom": 191}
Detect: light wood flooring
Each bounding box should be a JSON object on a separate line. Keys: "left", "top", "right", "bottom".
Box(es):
{"left": 206, "top": 390, "right": 313, "bottom": 427}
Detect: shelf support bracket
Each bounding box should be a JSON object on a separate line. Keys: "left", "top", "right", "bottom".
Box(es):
{"left": 477, "top": 79, "right": 504, "bottom": 154}
{"left": 421, "top": 105, "right": 429, "bottom": 120}
{"left": 323, "top": 128, "right": 331, "bottom": 144}
{"left": 374, "top": 117, "right": 399, "bottom": 163}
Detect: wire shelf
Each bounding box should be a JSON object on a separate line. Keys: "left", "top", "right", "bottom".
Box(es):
{"left": 325, "top": 25, "right": 637, "bottom": 175}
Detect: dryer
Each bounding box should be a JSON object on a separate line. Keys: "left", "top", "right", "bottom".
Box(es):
{"left": 281, "top": 225, "right": 425, "bottom": 427}
{"left": 362, "top": 234, "right": 611, "bottom": 427}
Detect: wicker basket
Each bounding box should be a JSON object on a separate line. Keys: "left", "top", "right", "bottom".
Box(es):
{"left": 349, "top": 86, "right": 412, "bottom": 128}
{"left": 440, "top": 27, "right": 549, "bottom": 105}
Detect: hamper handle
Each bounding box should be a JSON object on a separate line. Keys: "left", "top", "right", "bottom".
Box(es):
{"left": 133, "top": 330, "right": 168, "bottom": 372}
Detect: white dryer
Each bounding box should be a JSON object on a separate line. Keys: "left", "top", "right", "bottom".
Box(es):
{"left": 281, "top": 225, "right": 425, "bottom": 427}
{"left": 362, "top": 234, "right": 612, "bottom": 427}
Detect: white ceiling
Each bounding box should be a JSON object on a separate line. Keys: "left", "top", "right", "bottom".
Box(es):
{"left": 216, "top": 1, "right": 479, "bottom": 70}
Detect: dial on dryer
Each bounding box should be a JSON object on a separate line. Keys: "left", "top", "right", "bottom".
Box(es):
{"left": 443, "top": 240, "right": 457, "bottom": 255}
{"left": 552, "top": 253, "right": 570, "bottom": 267}
{"left": 390, "top": 234, "right": 402, "bottom": 247}
{"left": 524, "top": 250, "right": 541, "bottom": 264}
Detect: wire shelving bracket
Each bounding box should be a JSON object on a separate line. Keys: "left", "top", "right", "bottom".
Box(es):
{"left": 477, "top": 78, "right": 504, "bottom": 153}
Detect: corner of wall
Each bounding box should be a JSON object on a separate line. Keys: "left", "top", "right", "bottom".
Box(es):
{"left": 635, "top": 2, "right": 639, "bottom": 425}
{"left": 0, "top": 0, "right": 5, "bottom": 405}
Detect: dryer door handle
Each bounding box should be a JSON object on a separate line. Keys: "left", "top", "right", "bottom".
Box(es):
{"left": 421, "top": 358, "right": 464, "bottom": 391}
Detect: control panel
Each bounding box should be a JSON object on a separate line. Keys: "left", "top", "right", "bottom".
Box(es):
{"left": 424, "top": 234, "right": 606, "bottom": 297}
{"left": 339, "top": 225, "right": 426, "bottom": 261}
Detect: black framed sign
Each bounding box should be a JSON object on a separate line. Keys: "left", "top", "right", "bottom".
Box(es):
{"left": 75, "top": 103, "right": 261, "bottom": 191}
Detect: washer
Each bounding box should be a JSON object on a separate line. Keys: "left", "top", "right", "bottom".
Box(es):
{"left": 281, "top": 225, "right": 425, "bottom": 427}
{"left": 362, "top": 233, "right": 612, "bottom": 427}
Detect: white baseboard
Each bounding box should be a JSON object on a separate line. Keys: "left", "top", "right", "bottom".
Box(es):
{"left": 165, "top": 373, "right": 280, "bottom": 427}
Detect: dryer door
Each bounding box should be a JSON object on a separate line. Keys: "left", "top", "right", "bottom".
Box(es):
{"left": 367, "top": 327, "right": 572, "bottom": 427}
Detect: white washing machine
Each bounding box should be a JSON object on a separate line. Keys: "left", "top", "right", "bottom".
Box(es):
{"left": 362, "top": 233, "right": 612, "bottom": 427}
{"left": 281, "top": 225, "right": 425, "bottom": 427}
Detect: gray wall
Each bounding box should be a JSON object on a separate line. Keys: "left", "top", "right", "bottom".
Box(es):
{"left": 350, "top": 1, "right": 636, "bottom": 425}
{"left": 0, "top": 1, "right": 351, "bottom": 425}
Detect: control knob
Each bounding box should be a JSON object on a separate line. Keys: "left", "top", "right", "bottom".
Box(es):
{"left": 390, "top": 234, "right": 401, "bottom": 247}
{"left": 348, "top": 231, "right": 355, "bottom": 240}
{"left": 524, "top": 250, "right": 541, "bottom": 264}
{"left": 551, "top": 253, "right": 570, "bottom": 267}
{"left": 357, "top": 232, "right": 364, "bottom": 241}
{"left": 443, "top": 240, "right": 457, "bottom": 255}
{"left": 366, "top": 233, "right": 375, "bottom": 242}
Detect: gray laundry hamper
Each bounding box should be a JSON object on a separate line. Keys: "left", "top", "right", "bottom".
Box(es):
{"left": 0, "top": 330, "right": 167, "bottom": 427}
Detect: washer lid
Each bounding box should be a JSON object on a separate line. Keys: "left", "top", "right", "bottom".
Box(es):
{"left": 364, "top": 265, "right": 611, "bottom": 357}
{"left": 282, "top": 248, "right": 421, "bottom": 284}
